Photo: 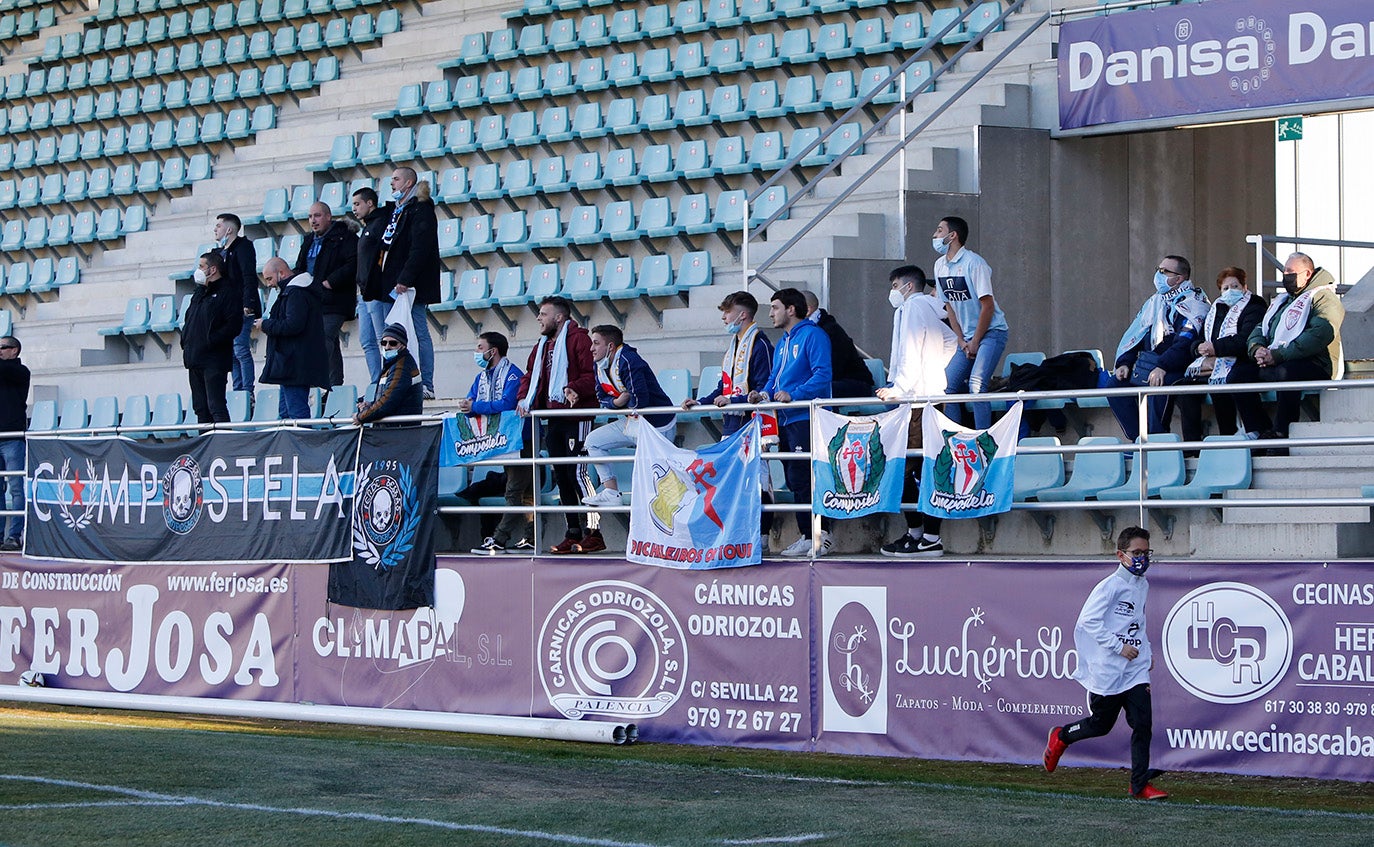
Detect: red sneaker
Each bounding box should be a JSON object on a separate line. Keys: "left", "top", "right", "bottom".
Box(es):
{"left": 575, "top": 531, "right": 607, "bottom": 554}
{"left": 1043, "top": 727, "right": 1067, "bottom": 773}
{"left": 549, "top": 535, "right": 581, "bottom": 555}
{"left": 1130, "top": 783, "right": 1168, "bottom": 800}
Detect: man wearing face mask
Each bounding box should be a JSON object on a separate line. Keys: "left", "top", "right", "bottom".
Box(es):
{"left": 215, "top": 213, "right": 259, "bottom": 400}
{"left": 459, "top": 332, "right": 532, "bottom": 555}
{"left": 582, "top": 325, "right": 677, "bottom": 512}
{"left": 374, "top": 167, "right": 440, "bottom": 399}
{"left": 1242, "top": 252, "right": 1345, "bottom": 444}
{"left": 877, "top": 265, "right": 957, "bottom": 557}
{"left": 181, "top": 251, "right": 243, "bottom": 425}
{"left": 1106, "top": 255, "right": 1210, "bottom": 441}
{"left": 294, "top": 202, "right": 358, "bottom": 390}
{"left": 354, "top": 323, "right": 423, "bottom": 424}
{"left": 931, "top": 216, "right": 1009, "bottom": 430}
{"left": 1043, "top": 526, "right": 1167, "bottom": 801}
{"left": 517, "top": 296, "right": 600, "bottom": 554}
{"left": 256, "top": 257, "right": 328, "bottom": 421}
{"left": 353, "top": 187, "right": 390, "bottom": 383}
{"left": 683, "top": 291, "right": 774, "bottom": 437}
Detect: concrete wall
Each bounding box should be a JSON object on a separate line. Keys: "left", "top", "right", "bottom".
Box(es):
{"left": 897, "top": 122, "right": 1276, "bottom": 361}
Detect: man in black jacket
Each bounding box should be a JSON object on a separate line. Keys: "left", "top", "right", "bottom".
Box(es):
{"left": 804, "top": 290, "right": 875, "bottom": 398}
{"left": 375, "top": 167, "right": 440, "bottom": 399}
{"left": 215, "top": 213, "right": 259, "bottom": 397}
{"left": 354, "top": 323, "right": 423, "bottom": 424}
{"left": 0, "top": 333, "right": 28, "bottom": 550}
{"left": 182, "top": 252, "right": 242, "bottom": 424}
{"left": 256, "top": 257, "right": 329, "bottom": 420}
{"left": 295, "top": 202, "right": 358, "bottom": 388}
{"left": 352, "top": 187, "right": 389, "bottom": 383}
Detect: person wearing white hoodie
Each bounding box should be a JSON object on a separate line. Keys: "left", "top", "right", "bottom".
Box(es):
{"left": 1043, "top": 526, "right": 1168, "bottom": 801}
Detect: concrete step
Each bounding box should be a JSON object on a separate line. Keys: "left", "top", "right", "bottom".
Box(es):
{"left": 1249, "top": 452, "right": 1374, "bottom": 488}
{"left": 1287, "top": 421, "right": 1374, "bottom": 456}
{"left": 1221, "top": 487, "right": 1370, "bottom": 525}
{"left": 1310, "top": 385, "right": 1374, "bottom": 422}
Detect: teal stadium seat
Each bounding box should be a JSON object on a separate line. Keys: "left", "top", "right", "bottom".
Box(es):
{"left": 563, "top": 260, "right": 597, "bottom": 300}
{"left": 148, "top": 295, "right": 179, "bottom": 332}
{"left": 1036, "top": 437, "right": 1128, "bottom": 502}
{"left": 1158, "top": 435, "right": 1253, "bottom": 500}
{"left": 60, "top": 400, "right": 92, "bottom": 433}
{"left": 492, "top": 266, "right": 526, "bottom": 306}
{"left": 1096, "top": 435, "right": 1187, "bottom": 500}
{"left": 1013, "top": 437, "right": 1066, "bottom": 501}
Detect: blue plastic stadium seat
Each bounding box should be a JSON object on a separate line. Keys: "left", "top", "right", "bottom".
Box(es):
{"left": 1159, "top": 435, "right": 1253, "bottom": 500}
{"left": 491, "top": 266, "right": 526, "bottom": 306}
{"left": 462, "top": 215, "right": 495, "bottom": 254}
{"left": 527, "top": 264, "right": 560, "bottom": 302}
{"left": 1096, "top": 435, "right": 1187, "bottom": 500}
{"left": 1036, "top": 437, "right": 1128, "bottom": 502}
{"left": 1014, "top": 438, "right": 1065, "bottom": 502}
{"left": 563, "top": 260, "right": 598, "bottom": 300}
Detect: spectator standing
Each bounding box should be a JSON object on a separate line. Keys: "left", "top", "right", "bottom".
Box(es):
{"left": 749, "top": 288, "right": 833, "bottom": 557}
{"left": 216, "top": 213, "right": 259, "bottom": 399}
{"left": 181, "top": 252, "right": 242, "bottom": 424}
{"left": 354, "top": 323, "right": 423, "bottom": 424}
{"left": 1043, "top": 527, "right": 1168, "bottom": 801}
{"left": 0, "top": 334, "right": 28, "bottom": 551}
{"left": 294, "top": 202, "right": 358, "bottom": 389}
{"left": 803, "top": 290, "right": 875, "bottom": 399}
{"left": 1106, "top": 255, "right": 1210, "bottom": 441}
{"left": 682, "top": 291, "right": 774, "bottom": 437}
{"left": 375, "top": 168, "right": 440, "bottom": 399}
{"left": 876, "top": 265, "right": 958, "bottom": 557}
{"left": 1176, "top": 267, "right": 1268, "bottom": 443}
{"left": 517, "top": 296, "right": 601, "bottom": 554}
{"left": 932, "top": 215, "right": 1009, "bottom": 429}
{"left": 461, "top": 332, "right": 533, "bottom": 556}
{"left": 352, "top": 187, "right": 390, "bottom": 383}
{"left": 256, "top": 258, "right": 328, "bottom": 420}
{"left": 1243, "top": 252, "right": 1345, "bottom": 443}
{"left": 582, "top": 325, "right": 677, "bottom": 510}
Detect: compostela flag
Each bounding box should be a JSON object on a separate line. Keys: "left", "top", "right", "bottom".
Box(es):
{"left": 811, "top": 405, "right": 911, "bottom": 518}
{"left": 918, "top": 401, "right": 1023, "bottom": 519}
{"left": 627, "top": 417, "right": 762, "bottom": 569}
{"left": 439, "top": 410, "right": 524, "bottom": 466}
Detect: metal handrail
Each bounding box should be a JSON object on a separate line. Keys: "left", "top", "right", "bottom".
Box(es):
{"left": 743, "top": 0, "right": 1049, "bottom": 288}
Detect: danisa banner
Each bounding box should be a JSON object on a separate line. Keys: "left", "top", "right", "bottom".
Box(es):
{"left": 439, "top": 411, "right": 524, "bottom": 466}
{"left": 811, "top": 405, "right": 910, "bottom": 519}
{"left": 25, "top": 430, "right": 359, "bottom": 565}
{"left": 329, "top": 425, "right": 441, "bottom": 610}
{"left": 1059, "top": 0, "right": 1374, "bottom": 132}
{"left": 627, "top": 417, "right": 762, "bottom": 570}
{"left": 919, "top": 402, "right": 1021, "bottom": 519}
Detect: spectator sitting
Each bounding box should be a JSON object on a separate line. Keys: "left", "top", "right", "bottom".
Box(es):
{"left": 1242, "top": 252, "right": 1345, "bottom": 443}
{"left": 582, "top": 325, "right": 677, "bottom": 509}
{"left": 1106, "top": 254, "right": 1210, "bottom": 441}
{"left": 803, "top": 290, "right": 875, "bottom": 399}
{"left": 353, "top": 323, "right": 423, "bottom": 424}
{"left": 1176, "top": 267, "right": 1268, "bottom": 444}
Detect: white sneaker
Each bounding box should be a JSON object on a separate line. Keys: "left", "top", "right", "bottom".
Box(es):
{"left": 582, "top": 489, "right": 624, "bottom": 507}
{"left": 779, "top": 536, "right": 813, "bottom": 557}
{"left": 816, "top": 530, "right": 833, "bottom": 557}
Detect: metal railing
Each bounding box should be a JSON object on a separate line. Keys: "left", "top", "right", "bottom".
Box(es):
{"left": 4, "top": 378, "right": 1373, "bottom": 556}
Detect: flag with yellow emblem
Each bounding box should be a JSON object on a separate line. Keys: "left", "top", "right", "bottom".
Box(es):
{"left": 627, "top": 417, "right": 762, "bottom": 569}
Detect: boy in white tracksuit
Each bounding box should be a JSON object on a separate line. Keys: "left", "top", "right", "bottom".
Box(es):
{"left": 1042, "top": 526, "right": 1168, "bottom": 800}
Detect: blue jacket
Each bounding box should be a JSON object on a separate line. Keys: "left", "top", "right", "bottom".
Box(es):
{"left": 594, "top": 344, "right": 675, "bottom": 429}
{"left": 763, "top": 320, "right": 832, "bottom": 424}
{"left": 465, "top": 361, "right": 524, "bottom": 415}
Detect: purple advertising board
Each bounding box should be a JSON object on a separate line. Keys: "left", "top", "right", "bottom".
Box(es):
{"left": 4, "top": 555, "right": 1372, "bottom": 780}
{"left": 1058, "top": 0, "right": 1374, "bottom": 132}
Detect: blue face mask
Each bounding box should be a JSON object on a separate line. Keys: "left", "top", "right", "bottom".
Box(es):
{"left": 725, "top": 321, "right": 742, "bottom": 334}
{"left": 382, "top": 348, "right": 399, "bottom": 362}
{"left": 1153, "top": 270, "right": 1174, "bottom": 296}
{"left": 474, "top": 350, "right": 490, "bottom": 368}
{"left": 932, "top": 235, "right": 949, "bottom": 255}
{"left": 392, "top": 188, "right": 408, "bottom": 202}
{"left": 1217, "top": 288, "right": 1244, "bottom": 307}
{"left": 1124, "top": 550, "right": 1151, "bottom": 576}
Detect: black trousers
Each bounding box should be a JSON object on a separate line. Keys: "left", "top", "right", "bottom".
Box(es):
{"left": 541, "top": 417, "right": 594, "bottom": 537}
{"left": 900, "top": 458, "right": 942, "bottom": 535}
{"left": 1061, "top": 682, "right": 1153, "bottom": 793}
{"left": 1247, "top": 358, "right": 1329, "bottom": 436}
{"left": 188, "top": 367, "right": 230, "bottom": 424}
{"left": 778, "top": 418, "right": 832, "bottom": 536}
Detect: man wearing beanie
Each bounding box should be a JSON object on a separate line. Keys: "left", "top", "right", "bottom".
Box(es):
{"left": 354, "top": 323, "right": 423, "bottom": 424}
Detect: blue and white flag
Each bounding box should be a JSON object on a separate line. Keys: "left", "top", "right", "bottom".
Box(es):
{"left": 811, "top": 405, "right": 910, "bottom": 518}
{"left": 919, "top": 402, "right": 1023, "bottom": 519}
{"left": 439, "top": 411, "right": 524, "bottom": 466}
{"left": 628, "top": 418, "right": 762, "bottom": 569}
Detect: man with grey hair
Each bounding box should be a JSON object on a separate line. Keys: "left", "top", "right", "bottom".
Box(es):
{"left": 802, "top": 290, "right": 874, "bottom": 400}
{"left": 256, "top": 258, "right": 328, "bottom": 420}
{"left": 1240, "top": 251, "right": 1345, "bottom": 443}
{"left": 293, "top": 201, "right": 357, "bottom": 388}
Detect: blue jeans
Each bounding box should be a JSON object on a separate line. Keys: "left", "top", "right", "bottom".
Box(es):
{"left": 357, "top": 295, "right": 380, "bottom": 383}
{"left": 364, "top": 298, "right": 433, "bottom": 391}
{"left": 944, "top": 327, "right": 1008, "bottom": 430}
{"left": 278, "top": 386, "right": 311, "bottom": 420}
{"left": 0, "top": 438, "right": 25, "bottom": 543}
{"left": 1106, "top": 374, "right": 1176, "bottom": 442}
{"left": 231, "top": 315, "right": 255, "bottom": 392}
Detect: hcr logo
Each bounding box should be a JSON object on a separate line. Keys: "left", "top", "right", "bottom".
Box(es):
{"left": 1163, "top": 582, "right": 1291, "bottom": 704}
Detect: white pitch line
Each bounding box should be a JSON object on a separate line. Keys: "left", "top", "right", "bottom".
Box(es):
{"left": 0, "top": 775, "right": 666, "bottom": 847}
{"left": 0, "top": 800, "right": 187, "bottom": 811}
{"left": 721, "top": 835, "right": 829, "bottom": 844}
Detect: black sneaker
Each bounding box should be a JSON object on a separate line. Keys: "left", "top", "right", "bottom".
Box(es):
{"left": 880, "top": 534, "right": 922, "bottom": 557}
{"left": 914, "top": 537, "right": 944, "bottom": 556}
{"left": 470, "top": 537, "right": 506, "bottom": 556}
{"left": 0, "top": 538, "right": 19, "bottom": 552}
{"left": 507, "top": 539, "right": 536, "bottom": 555}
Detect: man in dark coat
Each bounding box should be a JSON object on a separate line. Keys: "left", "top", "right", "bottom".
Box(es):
{"left": 804, "top": 290, "right": 875, "bottom": 399}
{"left": 352, "top": 186, "right": 390, "bottom": 383}
{"left": 354, "top": 323, "right": 423, "bottom": 424}
{"left": 215, "top": 213, "right": 259, "bottom": 396}
{"left": 373, "top": 167, "right": 440, "bottom": 398}
{"left": 182, "top": 251, "right": 243, "bottom": 424}
{"left": 0, "top": 332, "right": 29, "bottom": 550}
{"left": 256, "top": 257, "right": 328, "bottom": 420}
{"left": 294, "top": 202, "right": 358, "bottom": 388}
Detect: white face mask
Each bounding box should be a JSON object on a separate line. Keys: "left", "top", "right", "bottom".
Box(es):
{"left": 888, "top": 288, "right": 907, "bottom": 309}
{"left": 1217, "top": 288, "right": 1244, "bottom": 307}
{"left": 193, "top": 269, "right": 208, "bottom": 286}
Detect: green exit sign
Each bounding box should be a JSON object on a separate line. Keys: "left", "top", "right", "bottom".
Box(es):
{"left": 1276, "top": 117, "right": 1304, "bottom": 141}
